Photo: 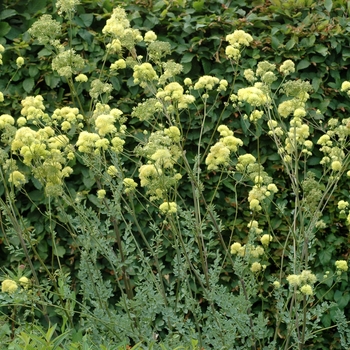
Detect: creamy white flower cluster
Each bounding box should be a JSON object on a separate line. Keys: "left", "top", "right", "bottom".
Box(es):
{"left": 103, "top": 7, "right": 142, "bottom": 52}
{"left": 225, "top": 30, "right": 253, "bottom": 60}
{"left": 206, "top": 125, "right": 243, "bottom": 171}
{"left": 137, "top": 127, "right": 182, "bottom": 201}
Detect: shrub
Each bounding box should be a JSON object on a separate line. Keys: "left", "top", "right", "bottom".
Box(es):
{"left": 1, "top": 1, "right": 350, "bottom": 349}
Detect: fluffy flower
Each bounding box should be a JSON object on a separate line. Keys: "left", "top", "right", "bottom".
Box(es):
{"left": 331, "top": 160, "right": 342, "bottom": 171}
{"left": 237, "top": 86, "right": 269, "bottom": 107}
{"left": 133, "top": 62, "right": 158, "bottom": 86}
{"left": 279, "top": 60, "right": 295, "bottom": 76}
{"left": 230, "top": 242, "right": 242, "bottom": 254}
{"left": 95, "top": 114, "right": 117, "bottom": 136}
{"left": 249, "top": 198, "right": 261, "bottom": 211}
{"left": 237, "top": 154, "right": 256, "bottom": 170}
{"left": 102, "top": 7, "right": 130, "bottom": 37}
{"left": 205, "top": 142, "right": 230, "bottom": 170}
{"left": 341, "top": 81, "right": 350, "bottom": 93}
{"left": 56, "top": 0, "right": 81, "bottom": 15}
{"left": 335, "top": 260, "right": 348, "bottom": 272}
{"left": 1, "top": 279, "right": 18, "bottom": 293}
{"left": 164, "top": 126, "right": 181, "bottom": 142}
{"left": 97, "top": 189, "right": 106, "bottom": 199}
{"left": 260, "top": 234, "right": 273, "bottom": 246}
{"left": 273, "top": 281, "right": 281, "bottom": 289}
{"left": 144, "top": 30, "right": 157, "bottom": 42}
{"left": 123, "top": 178, "right": 138, "bottom": 193}
{"left": 250, "top": 262, "right": 262, "bottom": 273}
{"left": 338, "top": 200, "right": 349, "bottom": 210}
{"left": 194, "top": 75, "right": 219, "bottom": 90}
{"left": 226, "top": 30, "right": 253, "bottom": 47}
{"left": 300, "top": 284, "right": 313, "bottom": 296}
{"left": 159, "top": 202, "right": 177, "bottom": 214}
{"left": 244, "top": 69, "right": 255, "bottom": 83}
{"left": 107, "top": 165, "right": 118, "bottom": 177}
{"left": 8, "top": 170, "right": 26, "bottom": 187}
{"left": 287, "top": 274, "right": 300, "bottom": 286}
{"left": 16, "top": 57, "right": 24, "bottom": 68}
{"left": 110, "top": 58, "right": 126, "bottom": 71}
{"left": 225, "top": 45, "right": 240, "bottom": 60}
{"left": 52, "top": 49, "right": 85, "bottom": 78}
{"left": 19, "top": 276, "right": 29, "bottom": 288}
{"left": 75, "top": 74, "right": 88, "bottom": 82}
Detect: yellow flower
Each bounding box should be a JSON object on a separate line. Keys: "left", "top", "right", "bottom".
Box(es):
{"left": 16, "top": 57, "right": 24, "bottom": 68}
{"left": 335, "top": 260, "right": 348, "bottom": 272}
{"left": 230, "top": 242, "right": 242, "bottom": 254}
{"left": 273, "top": 281, "right": 281, "bottom": 289}
{"left": 260, "top": 234, "right": 273, "bottom": 246}
{"left": 159, "top": 202, "right": 177, "bottom": 214}
{"left": 8, "top": 171, "right": 26, "bottom": 187}
{"left": 2, "top": 279, "right": 18, "bottom": 293}
{"left": 19, "top": 276, "right": 29, "bottom": 288}
{"left": 338, "top": 200, "right": 349, "bottom": 210}
{"left": 75, "top": 74, "right": 88, "bottom": 82}
{"left": 300, "top": 284, "right": 313, "bottom": 296}
{"left": 249, "top": 198, "right": 261, "bottom": 211}
{"left": 205, "top": 142, "right": 230, "bottom": 170}
{"left": 279, "top": 60, "right": 295, "bottom": 76}
{"left": 110, "top": 59, "right": 126, "bottom": 71}
{"left": 286, "top": 274, "right": 300, "bottom": 286}
{"left": 226, "top": 30, "right": 253, "bottom": 47}
{"left": 331, "top": 160, "right": 342, "bottom": 171}
{"left": 250, "top": 262, "right": 262, "bottom": 273}
{"left": 144, "top": 30, "right": 157, "bottom": 42}
{"left": 267, "top": 183, "right": 278, "bottom": 193}
{"left": 237, "top": 86, "right": 269, "bottom": 107}
{"left": 123, "top": 178, "right": 138, "bottom": 194}
{"left": 107, "top": 165, "right": 118, "bottom": 177}
{"left": 341, "top": 81, "right": 350, "bottom": 92}
{"left": 97, "top": 189, "right": 106, "bottom": 199}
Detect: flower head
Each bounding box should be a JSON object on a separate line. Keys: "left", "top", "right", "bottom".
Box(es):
{"left": 2, "top": 279, "right": 18, "bottom": 293}
{"left": 226, "top": 30, "right": 253, "bottom": 47}
{"left": 300, "top": 284, "right": 313, "bottom": 296}
{"left": 16, "top": 57, "right": 24, "bottom": 68}
{"left": 159, "top": 202, "right": 177, "bottom": 214}
{"left": 335, "top": 260, "right": 348, "bottom": 272}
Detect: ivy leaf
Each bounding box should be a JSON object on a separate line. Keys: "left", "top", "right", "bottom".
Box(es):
{"left": 325, "top": 0, "right": 333, "bottom": 12}
{"left": 23, "top": 78, "right": 34, "bottom": 93}
{"left": 0, "top": 22, "right": 11, "bottom": 36}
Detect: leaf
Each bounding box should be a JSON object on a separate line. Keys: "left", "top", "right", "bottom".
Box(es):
{"left": 319, "top": 248, "right": 332, "bottom": 264}
{"left": 23, "top": 78, "right": 34, "bottom": 93}
{"left": 45, "top": 74, "right": 61, "bottom": 89}
{"left": 314, "top": 44, "right": 328, "bottom": 56}
{"left": 285, "top": 37, "right": 296, "bottom": 50}
{"left": 78, "top": 29, "right": 93, "bottom": 45}
{"left": 54, "top": 245, "right": 66, "bottom": 258}
{"left": 181, "top": 52, "right": 195, "bottom": 63}
{"left": 334, "top": 291, "right": 350, "bottom": 309}
{"left": 271, "top": 36, "right": 281, "bottom": 50}
{"left": 0, "top": 9, "right": 17, "bottom": 20}
{"left": 0, "top": 22, "right": 11, "bottom": 36}
{"left": 324, "top": 0, "right": 333, "bottom": 12}
{"left": 193, "top": 0, "right": 205, "bottom": 11}
{"left": 28, "top": 0, "right": 47, "bottom": 14}
{"left": 79, "top": 13, "right": 94, "bottom": 27}
{"left": 29, "top": 66, "right": 39, "bottom": 78}
{"left": 296, "top": 60, "right": 310, "bottom": 70}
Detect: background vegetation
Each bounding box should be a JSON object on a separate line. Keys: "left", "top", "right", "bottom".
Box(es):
{"left": 0, "top": 0, "right": 350, "bottom": 348}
